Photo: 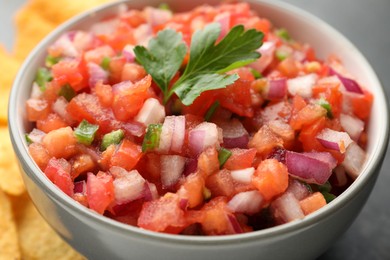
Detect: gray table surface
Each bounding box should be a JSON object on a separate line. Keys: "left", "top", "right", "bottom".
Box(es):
{"left": 1, "top": 0, "right": 389, "bottom": 259}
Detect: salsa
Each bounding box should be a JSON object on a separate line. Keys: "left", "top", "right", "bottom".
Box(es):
{"left": 25, "top": 2, "right": 372, "bottom": 235}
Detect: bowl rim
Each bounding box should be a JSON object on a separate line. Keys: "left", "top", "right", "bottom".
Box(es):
{"left": 8, "top": 0, "right": 389, "bottom": 245}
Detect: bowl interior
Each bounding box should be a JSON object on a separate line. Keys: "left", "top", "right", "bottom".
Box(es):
{"left": 8, "top": 0, "right": 389, "bottom": 243}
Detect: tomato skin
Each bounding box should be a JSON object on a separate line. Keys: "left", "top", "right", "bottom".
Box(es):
{"left": 45, "top": 158, "right": 74, "bottom": 196}
{"left": 28, "top": 143, "right": 51, "bottom": 170}
{"left": 52, "top": 58, "right": 88, "bottom": 91}
{"left": 177, "top": 173, "right": 205, "bottom": 208}
{"left": 351, "top": 90, "right": 373, "bottom": 120}
{"left": 37, "top": 113, "right": 69, "bottom": 133}
{"left": 182, "top": 90, "right": 217, "bottom": 117}
{"left": 87, "top": 171, "right": 115, "bottom": 214}
{"left": 223, "top": 148, "right": 257, "bottom": 170}
{"left": 110, "top": 139, "right": 142, "bottom": 171}
{"left": 42, "top": 126, "right": 77, "bottom": 159}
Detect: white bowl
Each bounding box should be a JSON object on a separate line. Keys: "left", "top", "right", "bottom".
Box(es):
{"left": 8, "top": 0, "right": 389, "bottom": 259}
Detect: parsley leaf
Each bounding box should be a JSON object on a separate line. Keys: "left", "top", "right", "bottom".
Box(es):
{"left": 134, "top": 29, "right": 187, "bottom": 97}
{"left": 135, "top": 23, "right": 263, "bottom": 105}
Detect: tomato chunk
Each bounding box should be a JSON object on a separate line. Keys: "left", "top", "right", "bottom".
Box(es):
{"left": 87, "top": 171, "right": 115, "bottom": 214}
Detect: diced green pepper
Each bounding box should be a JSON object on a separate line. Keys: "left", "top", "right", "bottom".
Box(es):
{"left": 158, "top": 3, "right": 171, "bottom": 11}
{"left": 218, "top": 147, "right": 232, "bottom": 168}
{"left": 74, "top": 120, "right": 99, "bottom": 145}
{"left": 101, "top": 56, "right": 111, "bottom": 71}
{"left": 101, "top": 129, "right": 125, "bottom": 151}
{"left": 204, "top": 101, "right": 220, "bottom": 122}
{"left": 35, "top": 67, "right": 53, "bottom": 91}
{"left": 321, "top": 191, "right": 336, "bottom": 203}
{"left": 275, "top": 28, "right": 291, "bottom": 41}
{"left": 250, "top": 68, "right": 262, "bottom": 79}
{"left": 45, "top": 55, "right": 61, "bottom": 67}
{"left": 317, "top": 98, "right": 333, "bottom": 119}
{"left": 25, "top": 134, "right": 33, "bottom": 145}
{"left": 58, "top": 84, "right": 76, "bottom": 101}
{"left": 142, "top": 124, "right": 162, "bottom": 152}
{"left": 275, "top": 49, "right": 290, "bottom": 61}
{"left": 318, "top": 181, "right": 332, "bottom": 193}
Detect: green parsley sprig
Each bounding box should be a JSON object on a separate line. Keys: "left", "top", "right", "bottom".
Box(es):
{"left": 134, "top": 23, "right": 264, "bottom": 105}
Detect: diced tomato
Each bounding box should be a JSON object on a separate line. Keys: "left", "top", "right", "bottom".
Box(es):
{"left": 37, "top": 113, "right": 69, "bottom": 133}
{"left": 182, "top": 90, "right": 218, "bottom": 117}
{"left": 299, "top": 192, "right": 326, "bottom": 215}
{"left": 120, "top": 10, "right": 146, "bottom": 27}
{"left": 121, "top": 63, "right": 147, "bottom": 83}
{"left": 229, "top": 68, "right": 255, "bottom": 81}
{"left": 351, "top": 90, "right": 373, "bottom": 120}
{"left": 84, "top": 45, "right": 115, "bottom": 64}
{"left": 197, "top": 147, "right": 219, "bottom": 177}
{"left": 87, "top": 171, "right": 115, "bottom": 214}
{"left": 217, "top": 79, "right": 254, "bottom": 117}
{"left": 177, "top": 173, "right": 205, "bottom": 208}
{"left": 223, "top": 148, "right": 256, "bottom": 170}
{"left": 248, "top": 125, "right": 283, "bottom": 157}
{"left": 138, "top": 193, "right": 186, "bottom": 232}
{"left": 99, "top": 22, "right": 136, "bottom": 51}
{"left": 277, "top": 57, "right": 299, "bottom": 78}
{"left": 252, "top": 159, "right": 289, "bottom": 201}
{"left": 312, "top": 83, "right": 343, "bottom": 118}
{"left": 110, "top": 139, "right": 142, "bottom": 171}
{"left": 26, "top": 99, "right": 51, "bottom": 121}
{"left": 52, "top": 58, "right": 88, "bottom": 91}
{"left": 289, "top": 104, "right": 327, "bottom": 130}
{"left": 28, "top": 143, "right": 51, "bottom": 170}
{"left": 206, "top": 169, "right": 235, "bottom": 197}
{"left": 95, "top": 82, "right": 113, "bottom": 107}
{"left": 71, "top": 154, "right": 96, "bottom": 180}
{"left": 109, "top": 56, "right": 127, "bottom": 84}
{"left": 45, "top": 158, "right": 74, "bottom": 196}
{"left": 299, "top": 117, "right": 326, "bottom": 152}
{"left": 42, "top": 126, "right": 77, "bottom": 159}
{"left": 112, "top": 75, "right": 152, "bottom": 121}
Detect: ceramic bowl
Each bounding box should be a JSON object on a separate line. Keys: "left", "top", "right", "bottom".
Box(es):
{"left": 8, "top": 0, "right": 389, "bottom": 259}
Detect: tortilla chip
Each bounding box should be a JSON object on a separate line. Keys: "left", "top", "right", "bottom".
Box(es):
{"left": 0, "top": 127, "right": 25, "bottom": 196}
{"left": 0, "top": 46, "right": 21, "bottom": 123}
{"left": 14, "top": 0, "right": 113, "bottom": 59}
{"left": 0, "top": 189, "right": 21, "bottom": 260}
{"left": 17, "top": 196, "right": 85, "bottom": 259}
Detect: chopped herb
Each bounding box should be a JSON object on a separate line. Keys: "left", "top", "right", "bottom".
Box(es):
{"left": 321, "top": 191, "right": 336, "bottom": 203}
{"left": 74, "top": 120, "right": 99, "bottom": 145}
{"left": 204, "top": 101, "right": 220, "bottom": 121}
{"left": 135, "top": 23, "right": 263, "bottom": 105}
{"left": 218, "top": 147, "right": 232, "bottom": 168}
{"left": 318, "top": 181, "right": 332, "bottom": 193}
{"left": 250, "top": 68, "right": 262, "bottom": 79}
{"left": 101, "top": 56, "right": 111, "bottom": 71}
{"left": 58, "top": 84, "right": 76, "bottom": 101}
{"left": 317, "top": 98, "right": 333, "bottom": 118}
{"left": 275, "top": 28, "right": 291, "bottom": 41}
{"left": 35, "top": 67, "right": 53, "bottom": 91}
{"left": 25, "top": 134, "right": 33, "bottom": 145}
{"left": 101, "top": 129, "right": 125, "bottom": 151}
{"left": 45, "top": 55, "right": 61, "bottom": 67}
{"left": 158, "top": 3, "right": 171, "bottom": 11}
{"left": 142, "top": 124, "right": 163, "bottom": 152}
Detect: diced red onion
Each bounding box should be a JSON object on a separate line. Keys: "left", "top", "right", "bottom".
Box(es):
{"left": 170, "top": 116, "right": 186, "bottom": 153}
{"left": 184, "top": 158, "right": 198, "bottom": 176}
{"left": 287, "top": 73, "right": 318, "bottom": 98}
{"left": 121, "top": 120, "right": 145, "bottom": 137}
{"left": 111, "top": 167, "right": 146, "bottom": 204}
{"left": 285, "top": 151, "right": 336, "bottom": 185}
{"left": 179, "top": 198, "right": 189, "bottom": 210}
{"left": 329, "top": 67, "right": 364, "bottom": 94}
{"left": 341, "top": 142, "right": 366, "bottom": 179}
{"left": 160, "top": 155, "right": 185, "bottom": 188}
{"left": 250, "top": 41, "right": 276, "bottom": 73}
{"left": 52, "top": 34, "right": 79, "bottom": 57}
{"left": 134, "top": 24, "right": 153, "bottom": 46}
{"left": 158, "top": 116, "right": 175, "bottom": 153}
{"left": 267, "top": 78, "right": 287, "bottom": 100}
{"left": 332, "top": 166, "right": 348, "bottom": 187}
{"left": 316, "top": 128, "right": 353, "bottom": 153}
{"left": 286, "top": 178, "right": 310, "bottom": 201}
{"left": 122, "top": 44, "right": 136, "bottom": 62}
{"left": 340, "top": 113, "right": 364, "bottom": 141}
{"left": 112, "top": 80, "right": 133, "bottom": 95}
{"left": 134, "top": 98, "right": 166, "bottom": 126}
{"left": 88, "top": 62, "right": 108, "bottom": 88}
{"left": 27, "top": 128, "right": 46, "bottom": 144}
{"left": 188, "top": 122, "right": 220, "bottom": 155}
{"left": 214, "top": 12, "right": 231, "bottom": 38}
{"left": 302, "top": 151, "right": 337, "bottom": 170}
{"left": 52, "top": 96, "right": 75, "bottom": 124}
{"left": 73, "top": 31, "right": 95, "bottom": 52}
{"left": 90, "top": 18, "right": 119, "bottom": 35}
{"left": 74, "top": 180, "right": 87, "bottom": 194}
{"left": 30, "top": 82, "right": 43, "bottom": 99}
{"left": 218, "top": 119, "right": 249, "bottom": 149}
{"left": 227, "top": 214, "right": 243, "bottom": 234}
{"left": 230, "top": 167, "right": 255, "bottom": 184}
{"left": 271, "top": 192, "right": 304, "bottom": 224}
{"left": 227, "top": 190, "right": 263, "bottom": 215}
